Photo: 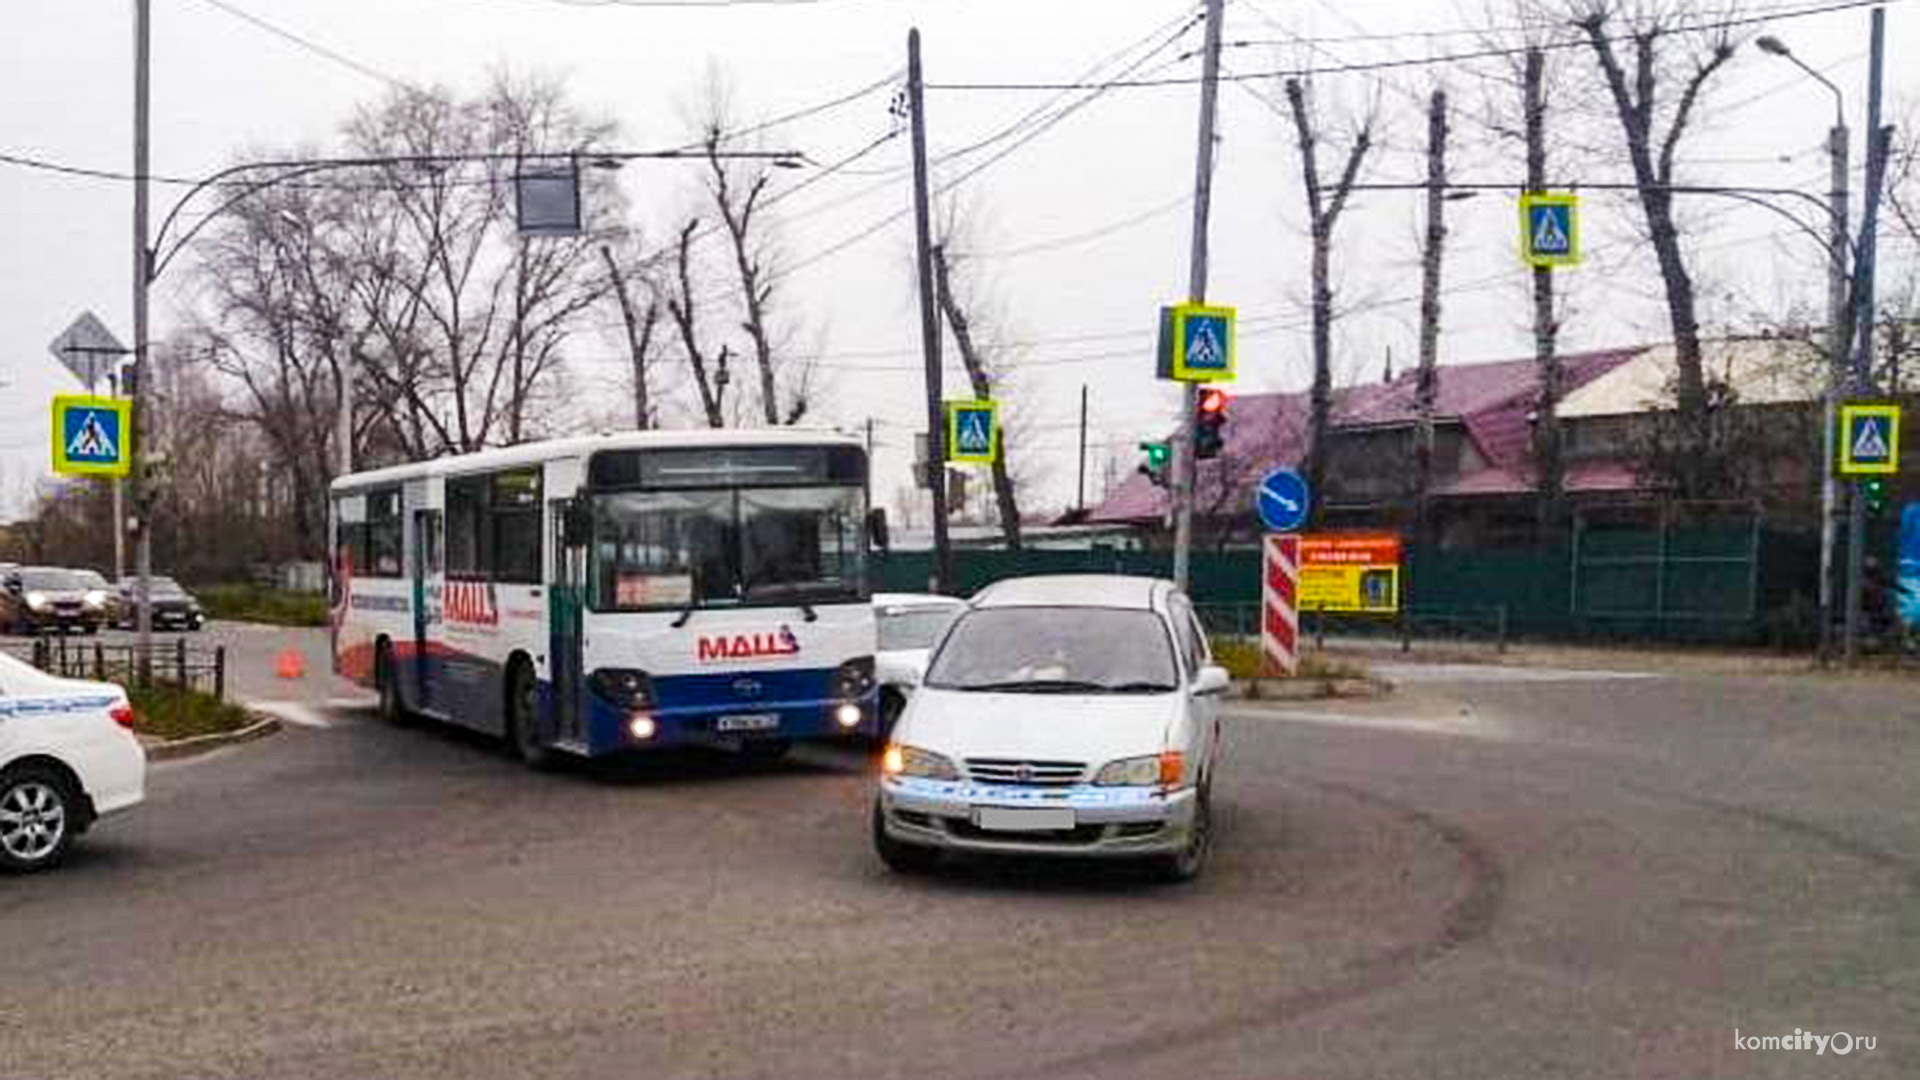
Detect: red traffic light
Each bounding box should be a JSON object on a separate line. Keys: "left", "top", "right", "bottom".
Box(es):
{"left": 1198, "top": 388, "right": 1228, "bottom": 414}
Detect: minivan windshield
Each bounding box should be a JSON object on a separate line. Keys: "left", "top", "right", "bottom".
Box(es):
{"left": 923, "top": 606, "right": 1179, "bottom": 693}
{"left": 878, "top": 605, "right": 961, "bottom": 651}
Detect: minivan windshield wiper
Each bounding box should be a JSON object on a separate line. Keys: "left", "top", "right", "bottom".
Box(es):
{"left": 1105, "top": 681, "right": 1178, "bottom": 694}
{"left": 948, "top": 678, "right": 1110, "bottom": 694}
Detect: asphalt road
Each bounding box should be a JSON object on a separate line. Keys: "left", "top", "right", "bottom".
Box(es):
{"left": 2, "top": 642, "right": 1913, "bottom": 1079}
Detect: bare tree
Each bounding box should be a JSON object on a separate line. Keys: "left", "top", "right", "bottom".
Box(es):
{"left": 599, "top": 242, "right": 662, "bottom": 430}
{"left": 1572, "top": 0, "right": 1739, "bottom": 490}
{"left": 664, "top": 219, "right": 731, "bottom": 427}
{"left": 1283, "top": 78, "right": 1375, "bottom": 524}
{"left": 931, "top": 244, "right": 1023, "bottom": 550}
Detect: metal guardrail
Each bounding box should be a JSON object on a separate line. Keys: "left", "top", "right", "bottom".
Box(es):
{"left": 1196, "top": 603, "right": 1510, "bottom": 653}
{"left": 1, "top": 636, "right": 226, "bottom": 700}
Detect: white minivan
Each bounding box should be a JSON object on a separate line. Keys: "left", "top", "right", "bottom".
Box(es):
{"left": 0, "top": 651, "right": 146, "bottom": 872}
{"left": 874, "top": 575, "right": 1229, "bottom": 882}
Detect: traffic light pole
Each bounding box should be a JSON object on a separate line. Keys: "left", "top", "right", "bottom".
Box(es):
{"left": 1172, "top": 0, "right": 1225, "bottom": 593}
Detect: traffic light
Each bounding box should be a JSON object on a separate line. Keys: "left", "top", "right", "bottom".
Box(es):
{"left": 1137, "top": 441, "right": 1170, "bottom": 488}
{"left": 1195, "top": 387, "right": 1229, "bottom": 460}
{"left": 1863, "top": 477, "right": 1890, "bottom": 517}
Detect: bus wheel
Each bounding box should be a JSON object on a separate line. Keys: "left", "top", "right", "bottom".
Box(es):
{"left": 375, "top": 643, "right": 411, "bottom": 727}
{"left": 505, "top": 660, "right": 555, "bottom": 771}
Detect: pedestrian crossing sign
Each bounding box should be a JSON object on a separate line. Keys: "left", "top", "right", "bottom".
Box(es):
{"left": 1520, "top": 192, "right": 1581, "bottom": 268}
{"left": 1158, "top": 302, "right": 1237, "bottom": 383}
{"left": 1839, "top": 402, "right": 1900, "bottom": 476}
{"left": 945, "top": 399, "right": 1000, "bottom": 465}
{"left": 51, "top": 395, "right": 132, "bottom": 477}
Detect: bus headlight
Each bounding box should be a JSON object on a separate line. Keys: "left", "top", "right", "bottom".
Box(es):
{"left": 590, "top": 668, "right": 656, "bottom": 709}
{"left": 835, "top": 702, "right": 864, "bottom": 729}
{"left": 832, "top": 656, "right": 875, "bottom": 699}
{"left": 628, "top": 714, "right": 658, "bottom": 741}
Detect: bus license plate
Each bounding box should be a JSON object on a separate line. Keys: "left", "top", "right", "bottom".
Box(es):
{"left": 716, "top": 713, "right": 780, "bottom": 733}
{"left": 974, "top": 807, "right": 1075, "bottom": 832}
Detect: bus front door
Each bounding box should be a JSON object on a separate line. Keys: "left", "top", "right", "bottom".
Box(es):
{"left": 548, "top": 500, "right": 588, "bottom": 748}
{"left": 412, "top": 509, "right": 442, "bottom": 713}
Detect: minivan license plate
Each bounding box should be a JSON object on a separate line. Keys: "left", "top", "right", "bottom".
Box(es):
{"left": 716, "top": 713, "right": 780, "bottom": 733}
{"left": 973, "top": 807, "right": 1075, "bottom": 832}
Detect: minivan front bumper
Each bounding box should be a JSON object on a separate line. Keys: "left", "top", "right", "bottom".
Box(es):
{"left": 878, "top": 776, "right": 1198, "bottom": 858}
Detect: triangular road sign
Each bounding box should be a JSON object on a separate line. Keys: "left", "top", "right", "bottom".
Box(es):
{"left": 1532, "top": 208, "right": 1570, "bottom": 254}
{"left": 1853, "top": 417, "right": 1890, "bottom": 460}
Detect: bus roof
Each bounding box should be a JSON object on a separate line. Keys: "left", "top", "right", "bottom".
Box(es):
{"left": 331, "top": 428, "right": 866, "bottom": 493}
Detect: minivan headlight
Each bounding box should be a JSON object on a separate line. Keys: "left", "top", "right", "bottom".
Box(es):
{"left": 1094, "top": 752, "right": 1186, "bottom": 789}
{"left": 882, "top": 743, "right": 958, "bottom": 781}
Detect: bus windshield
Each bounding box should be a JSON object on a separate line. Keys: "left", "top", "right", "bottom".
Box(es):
{"left": 591, "top": 486, "right": 866, "bottom": 611}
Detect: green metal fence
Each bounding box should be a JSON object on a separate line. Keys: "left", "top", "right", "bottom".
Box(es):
{"left": 877, "top": 513, "right": 1810, "bottom": 645}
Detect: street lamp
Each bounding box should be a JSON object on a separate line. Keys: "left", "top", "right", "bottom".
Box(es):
{"left": 1757, "top": 31, "right": 1850, "bottom": 664}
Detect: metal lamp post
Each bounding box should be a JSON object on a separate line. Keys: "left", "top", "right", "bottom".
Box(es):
{"left": 1756, "top": 33, "right": 1850, "bottom": 663}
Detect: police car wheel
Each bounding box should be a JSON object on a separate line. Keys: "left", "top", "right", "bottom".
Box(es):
{"left": 0, "top": 766, "right": 79, "bottom": 873}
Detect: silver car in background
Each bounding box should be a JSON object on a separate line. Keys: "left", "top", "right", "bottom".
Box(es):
{"left": 874, "top": 574, "right": 1229, "bottom": 882}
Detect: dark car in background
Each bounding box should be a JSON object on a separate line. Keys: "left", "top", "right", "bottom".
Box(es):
{"left": 1, "top": 567, "right": 107, "bottom": 636}
{"left": 116, "top": 576, "right": 205, "bottom": 631}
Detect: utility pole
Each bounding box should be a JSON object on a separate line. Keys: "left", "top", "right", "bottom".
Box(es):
{"left": 1525, "top": 48, "right": 1565, "bottom": 535}
{"left": 1844, "top": 5, "right": 1890, "bottom": 666}
{"left": 1172, "top": 0, "right": 1225, "bottom": 592}
{"left": 1076, "top": 384, "right": 1088, "bottom": 514}
{"left": 1821, "top": 109, "right": 1852, "bottom": 662}
{"left": 131, "top": 0, "right": 154, "bottom": 668}
{"left": 111, "top": 367, "right": 125, "bottom": 581}
{"left": 1414, "top": 89, "right": 1448, "bottom": 544}
{"left": 907, "top": 28, "right": 951, "bottom": 593}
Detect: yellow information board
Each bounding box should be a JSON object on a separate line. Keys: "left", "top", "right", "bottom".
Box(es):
{"left": 1298, "top": 533, "right": 1401, "bottom": 614}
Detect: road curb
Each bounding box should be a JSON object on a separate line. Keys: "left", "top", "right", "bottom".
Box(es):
{"left": 1228, "top": 675, "right": 1392, "bottom": 702}
{"left": 141, "top": 715, "right": 283, "bottom": 762}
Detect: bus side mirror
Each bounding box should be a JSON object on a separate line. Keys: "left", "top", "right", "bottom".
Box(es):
{"left": 867, "top": 508, "right": 890, "bottom": 557}
{"left": 563, "top": 501, "right": 593, "bottom": 547}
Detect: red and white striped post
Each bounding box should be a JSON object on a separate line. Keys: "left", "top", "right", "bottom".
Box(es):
{"left": 1262, "top": 533, "right": 1301, "bottom": 676}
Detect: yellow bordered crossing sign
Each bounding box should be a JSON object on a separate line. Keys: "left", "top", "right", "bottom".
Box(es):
{"left": 1157, "top": 302, "right": 1237, "bottom": 382}
{"left": 945, "top": 399, "right": 999, "bottom": 464}
{"left": 51, "top": 395, "right": 132, "bottom": 477}
{"left": 1838, "top": 402, "right": 1901, "bottom": 476}
{"left": 1520, "top": 192, "right": 1581, "bottom": 268}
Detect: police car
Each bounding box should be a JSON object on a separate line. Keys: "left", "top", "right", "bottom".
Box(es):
{"left": 0, "top": 650, "right": 145, "bottom": 872}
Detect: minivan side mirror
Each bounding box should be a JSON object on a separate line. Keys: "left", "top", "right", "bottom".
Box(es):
{"left": 1193, "top": 664, "right": 1232, "bottom": 696}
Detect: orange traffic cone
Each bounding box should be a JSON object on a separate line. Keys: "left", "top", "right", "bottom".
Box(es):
{"left": 276, "top": 649, "right": 306, "bottom": 680}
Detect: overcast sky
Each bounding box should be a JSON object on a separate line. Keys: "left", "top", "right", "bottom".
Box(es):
{"left": 2, "top": 0, "right": 1914, "bottom": 524}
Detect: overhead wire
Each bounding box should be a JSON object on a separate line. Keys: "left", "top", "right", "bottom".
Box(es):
{"left": 189, "top": 0, "right": 413, "bottom": 89}
{"left": 925, "top": 0, "right": 1897, "bottom": 91}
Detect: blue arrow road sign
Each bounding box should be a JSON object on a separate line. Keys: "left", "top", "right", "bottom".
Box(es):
{"left": 1256, "top": 468, "right": 1310, "bottom": 532}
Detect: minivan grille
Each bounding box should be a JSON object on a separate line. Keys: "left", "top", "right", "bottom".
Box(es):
{"left": 965, "top": 758, "right": 1086, "bottom": 786}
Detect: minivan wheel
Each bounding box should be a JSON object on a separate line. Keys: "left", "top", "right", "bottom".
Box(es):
{"left": 1152, "top": 785, "right": 1213, "bottom": 884}
{"left": 0, "top": 766, "right": 79, "bottom": 873}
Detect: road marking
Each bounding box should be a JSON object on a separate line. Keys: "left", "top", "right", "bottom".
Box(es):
{"left": 1226, "top": 705, "right": 1513, "bottom": 741}
{"left": 1371, "top": 664, "right": 1657, "bottom": 685}
{"left": 242, "top": 700, "right": 333, "bottom": 729}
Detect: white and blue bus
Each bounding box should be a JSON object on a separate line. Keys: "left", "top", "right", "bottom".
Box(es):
{"left": 329, "top": 430, "right": 878, "bottom": 766}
